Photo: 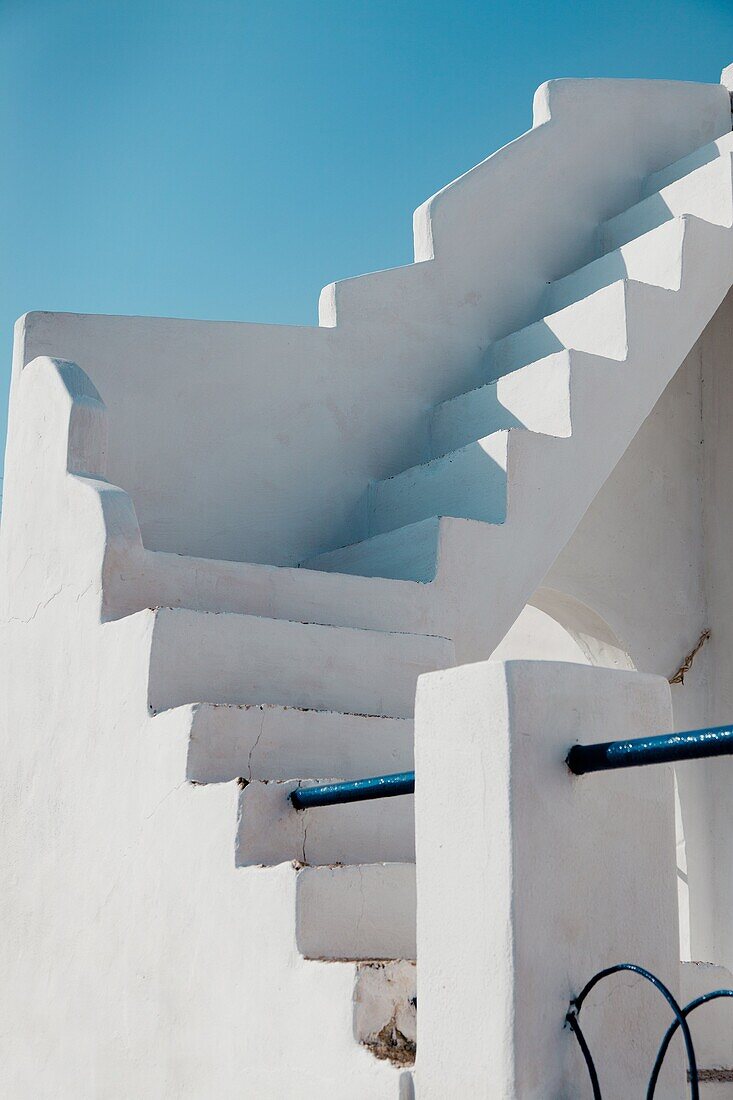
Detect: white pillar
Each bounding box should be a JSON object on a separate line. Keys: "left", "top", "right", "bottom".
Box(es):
{"left": 414, "top": 660, "right": 683, "bottom": 1099}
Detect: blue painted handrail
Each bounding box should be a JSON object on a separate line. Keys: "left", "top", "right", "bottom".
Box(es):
{"left": 290, "top": 724, "right": 733, "bottom": 809}
{"left": 290, "top": 770, "right": 415, "bottom": 810}
{"left": 566, "top": 723, "right": 733, "bottom": 775}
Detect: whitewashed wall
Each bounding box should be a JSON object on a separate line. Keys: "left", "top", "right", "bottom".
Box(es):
{"left": 414, "top": 660, "right": 682, "bottom": 1099}
{"left": 8, "top": 80, "right": 729, "bottom": 566}
{"left": 545, "top": 288, "right": 733, "bottom": 974}
{"left": 2, "top": 72, "right": 733, "bottom": 1099}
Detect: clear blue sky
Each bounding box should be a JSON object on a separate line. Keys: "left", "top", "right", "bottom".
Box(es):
{"left": 1, "top": 0, "right": 732, "bottom": 485}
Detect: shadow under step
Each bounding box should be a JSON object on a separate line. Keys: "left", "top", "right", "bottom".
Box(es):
{"left": 544, "top": 218, "right": 687, "bottom": 316}
{"left": 368, "top": 432, "right": 509, "bottom": 537}
{"left": 303, "top": 518, "right": 442, "bottom": 583}
{"left": 598, "top": 153, "right": 733, "bottom": 254}
{"left": 641, "top": 131, "right": 733, "bottom": 198}
{"left": 430, "top": 352, "right": 572, "bottom": 457}
{"left": 483, "top": 281, "right": 628, "bottom": 380}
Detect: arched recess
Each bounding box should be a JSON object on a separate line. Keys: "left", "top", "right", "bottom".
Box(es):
{"left": 491, "top": 588, "right": 692, "bottom": 958}
{"left": 490, "top": 586, "right": 635, "bottom": 671}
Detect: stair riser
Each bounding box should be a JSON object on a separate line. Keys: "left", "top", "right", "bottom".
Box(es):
{"left": 368, "top": 436, "right": 508, "bottom": 536}
{"left": 185, "top": 703, "right": 413, "bottom": 783}
{"left": 599, "top": 156, "right": 733, "bottom": 254}
{"left": 484, "top": 282, "right": 628, "bottom": 380}
{"left": 641, "top": 132, "right": 733, "bottom": 197}
{"left": 133, "top": 549, "right": 431, "bottom": 635}
{"left": 430, "top": 354, "right": 571, "bottom": 457}
{"left": 148, "top": 608, "right": 453, "bottom": 718}
{"left": 545, "top": 219, "right": 686, "bottom": 316}
{"left": 237, "top": 780, "right": 414, "bottom": 866}
{"left": 304, "top": 518, "right": 441, "bottom": 583}
{"left": 296, "top": 863, "right": 417, "bottom": 960}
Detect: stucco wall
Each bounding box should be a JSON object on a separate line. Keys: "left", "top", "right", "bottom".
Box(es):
{"left": 545, "top": 287, "right": 733, "bottom": 970}
{"left": 8, "top": 79, "right": 728, "bottom": 566}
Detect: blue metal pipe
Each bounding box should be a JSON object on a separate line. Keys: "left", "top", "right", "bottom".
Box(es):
{"left": 566, "top": 724, "right": 733, "bottom": 776}
{"left": 290, "top": 724, "right": 733, "bottom": 809}
{"left": 290, "top": 770, "right": 415, "bottom": 810}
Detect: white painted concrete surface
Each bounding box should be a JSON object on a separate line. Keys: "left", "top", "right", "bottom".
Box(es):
{"left": 184, "top": 703, "right": 413, "bottom": 784}
{"left": 414, "top": 660, "right": 683, "bottom": 1099}
{"left": 145, "top": 604, "right": 452, "bottom": 717}
{"left": 237, "top": 780, "right": 414, "bottom": 866}
{"left": 2, "top": 70, "right": 733, "bottom": 1097}
{"left": 545, "top": 284, "right": 733, "bottom": 979}
{"left": 680, "top": 961, "right": 733, "bottom": 1077}
{"left": 8, "top": 79, "right": 728, "bottom": 569}
{"left": 295, "top": 864, "right": 417, "bottom": 961}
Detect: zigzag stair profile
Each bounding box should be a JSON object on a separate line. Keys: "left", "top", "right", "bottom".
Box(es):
{"left": 11, "top": 88, "right": 733, "bottom": 1091}
{"left": 142, "top": 122, "right": 733, "bottom": 1081}
{"left": 142, "top": 598, "right": 439, "bottom": 1070}
{"left": 305, "top": 130, "right": 733, "bottom": 584}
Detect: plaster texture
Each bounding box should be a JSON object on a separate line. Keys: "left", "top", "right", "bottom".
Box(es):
{"left": 545, "top": 285, "right": 733, "bottom": 991}
{"left": 0, "top": 356, "right": 424, "bottom": 1096}
{"left": 3, "top": 69, "right": 733, "bottom": 1097}
{"left": 680, "top": 961, "right": 733, "bottom": 1076}
{"left": 414, "top": 660, "right": 682, "bottom": 1099}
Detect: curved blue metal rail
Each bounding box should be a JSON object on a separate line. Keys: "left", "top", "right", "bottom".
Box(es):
{"left": 567, "top": 965, "right": 733, "bottom": 1099}
{"left": 647, "top": 989, "right": 733, "bottom": 1096}
{"left": 567, "top": 964, "right": 699, "bottom": 1099}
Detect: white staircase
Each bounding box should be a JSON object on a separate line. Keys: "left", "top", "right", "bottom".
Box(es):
{"left": 305, "top": 131, "right": 733, "bottom": 591}
{"left": 3, "top": 73, "right": 733, "bottom": 1098}
{"left": 142, "top": 600, "right": 442, "bottom": 1080}
{"left": 146, "top": 605, "right": 451, "bottom": 717}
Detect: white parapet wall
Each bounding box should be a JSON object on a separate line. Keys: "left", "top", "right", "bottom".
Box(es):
{"left": 7, "top": 80, "right": 729, "bottom": 573}
{"left": 414, "top": 660, "right": 683, "bottom": 1098}
{"left": 0, "top": 356, "right": 419, "bottom": 1098}
{"left": 4, "top": 71, "right": 733, "bottom": 1098}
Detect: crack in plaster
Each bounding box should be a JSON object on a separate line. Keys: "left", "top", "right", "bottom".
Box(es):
{"left": 7, "top": 580, "right": 97, "bottom": 625}
{"left": 143, "top": 781, "right": 185, "bottom": 823}
{"left": 356, "top": 864, "right": 367, "bottom": 940}
{"left": 247, "top": 708, "right": 267, "bottom": 781}
{"left": 301, "top": 817, "right": 309, "bottom": 865}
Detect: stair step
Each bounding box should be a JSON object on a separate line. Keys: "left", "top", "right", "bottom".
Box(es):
{"left": 147, "top": 607, "right": 453, "bottom": 718}
{"left": 304, "top": 518, "right": 441, "bottom": 583}
{"left": 237, "top": 779, "right": 414, "bottom": 866}
{"left": 185, "top": 702, "right": 413, "bottom": 783}
{"left": 368, "top": 433, "right": 509, "bottom": 537}
{"left": 641, "top": 131, "right": 733, "bottom": 197}
{"left": 132, "top": 550, "right": 429, "bottom": 635}
{"left": 544, "top": 218, "right": 687, "bottom": 316}
{"left": 295, "top": 863, "right": 416, "bottom": 960}
{"left": 430, "top": 353, "right": 572, "bottom": 457}
{"left": 484, "top": 282, "right": 628, "bottom": 381}
{"left": 598, "top": 153, "right": 733, "bottom": 254}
